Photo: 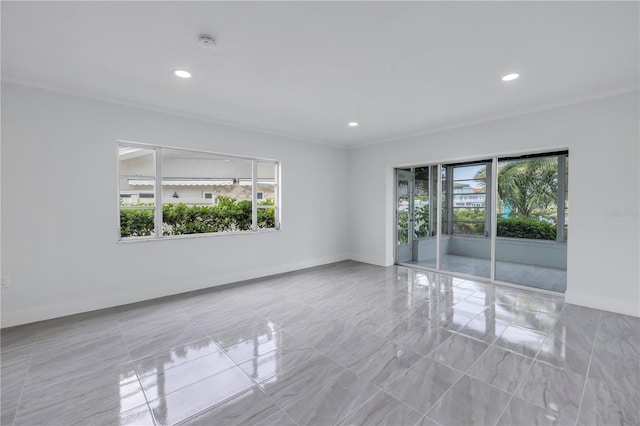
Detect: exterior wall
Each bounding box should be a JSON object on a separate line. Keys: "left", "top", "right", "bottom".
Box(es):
{"left": 415, "top": 237, "right": 567, "bottom": 270}
{"left": 349, "top": 92, "right": 640, "bottom": 317}
{"left": 415, "top": 238, "right": 438, "bottom": 262}
{"left": 495, "top": 238, "right": 566, "bottom": 269}
{"left": 119, "top": 185, "right": 276, "bottom": 205}
{"left": 447, "top": 236, "right": 491, "bottom": 260}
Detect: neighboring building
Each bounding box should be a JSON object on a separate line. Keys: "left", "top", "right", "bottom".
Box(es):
{"left": 452, "top": 183, "right": 486, "bottom": 208}
{"left": 118, "top": 148, "right": 276, "bottom": 206}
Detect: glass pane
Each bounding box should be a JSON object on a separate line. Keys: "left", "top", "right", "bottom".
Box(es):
{"left": 258, "top": 207, "right": 276, "bottom": 229}
{"left": 453, "top": 164, "right": 486, "bottom": 181}
{"left": 411, "top": 166, "right": 437, "bottom": 269}
{"left": 257, "top": 162, "right": 277, "bottom": 204}
{"left": 257, "top": 162, "right": 276, "bottom": 178}
{"left": 257, "top": 162, "right": 278, "bottom": 230}
{"left": 495, "top": 155, "right": 566, "bottom": 292}
{"left": 452, "top": 163, "right": 487, "bottom": 238}
{"left": 119, "top": 178, "right": 155, "bottom": 206}
{"left": 564, "top": 156, "right": 569, "bottom": 242}
{"left": 161, "top": 149, "right": 253, "bottom": 235}
{"left": 119, "top": 147, "right": 155, "bottom": 177}
{"left": 397, "top": 175, "right": 410, "bottom": 246}
{"left": 440, "top": 163, "right": 491, "bottom": 278}
{"left": 414, "top": 167, "right": 430, "bottom": 239}
{"left": 564, "top": 204, "right": 568, "bottom": 242}
{"left": 120, "top": 209, "right": 154, "bottom": 238}
{"left": 452, "top": 220, "right": 485, "bottom": 235}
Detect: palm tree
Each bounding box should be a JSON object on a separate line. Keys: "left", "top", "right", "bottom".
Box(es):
{"left": 476, "top": 157, "right": 558, "bottom": 218}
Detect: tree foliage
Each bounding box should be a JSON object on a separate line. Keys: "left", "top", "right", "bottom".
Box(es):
{"left": 452, "top": 208, "right": 485, "bottom": 235}
{"left": 498, "top": 158, "right": 558, "bottom": 218}
{"left": 414, "top": 205, "right": 430, "bottom": 238}
{"left": 397, "top": 211, "right": 409, "bottom": 244}
{"left": 476, "top": 157, "right": 558, "bottom": 219}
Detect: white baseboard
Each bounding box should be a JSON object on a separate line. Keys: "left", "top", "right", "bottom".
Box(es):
{"left": 346, "top": 253, "right": 391, "bottom": 267}
{"left": 8, "top": 256, "right": 636, "bottom": 327}
{"left": 1, "top": 254, "right": 351, "bottom": 328}
{"left": 565, "top": 290, "right": 640, "bottom": 317}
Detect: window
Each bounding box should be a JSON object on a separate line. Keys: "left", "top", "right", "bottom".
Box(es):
{"left": 444, "top": 162, "right": 490, "bottom": 236}
{"left": 118, "top": 147, "right": 156, "bottom": 236}
{"left": 118, "top": 142, "right": 280, "bottom": 240}
{"left": 496, "top": 152, "right": 568, "bottom": 242}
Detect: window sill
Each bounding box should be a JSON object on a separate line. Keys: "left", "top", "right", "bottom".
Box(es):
{"left": 117, "top": 228, "right": 281, "bottom": 243}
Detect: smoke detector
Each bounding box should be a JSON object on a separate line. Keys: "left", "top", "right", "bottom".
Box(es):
{"left": 198, "top": 34, "right": 216, "bottom": 49}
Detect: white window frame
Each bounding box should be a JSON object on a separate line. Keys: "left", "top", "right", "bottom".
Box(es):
{"left": 117, "top": 141, "right": 281, "bottom": 241}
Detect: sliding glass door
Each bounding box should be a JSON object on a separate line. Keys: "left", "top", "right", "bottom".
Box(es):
{"left": 396, "top": 170, "right": 413, "bottom": 263}
{"left": 439, "top": 162, "right": 492, "bottom": 279}
{"left": 396, "top": 167, "right": 438, "bottom": 267}
{"left": 494, "top": 153, "right": 568, "bottom": 291}
{"left": 395, "top": 151, "right": 568, "bottom": 293}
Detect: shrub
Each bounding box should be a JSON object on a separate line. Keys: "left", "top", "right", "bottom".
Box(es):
{"left": 257, "top": 199, "right": 276, "bottom": 229}
{"left": 120, "top": 197, "right": 275, "bottom": 237}
{"left": 119, "top": 209, "right": 154, "bottom": 237}
{"left": 453, "top": 208, "right": 485, "bottom": 236}
{"left": 497, "top": 216, "right": 556, "bottom": 240}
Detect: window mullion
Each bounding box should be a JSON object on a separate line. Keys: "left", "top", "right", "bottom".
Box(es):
{"left": 446, "top": 168, "right": 453, "bottom": 234}
{"left": 485, "top": 163, "right": 492, "bottom": 237}
{"left": 490, "top": 157, "right": 498, "bottom": 281}
{"left": 436, "top": 164, "right": 442, "bottom": 270}
{"left": 252, "top": 160, "right": 258, "bottom": 231}
{"left": 275, "top": 163, "right": 281, "bottom": 230}
{"left": 556, "top": 155, "right": 566, "bottom": 242}
{"left": 154, "top": 147, "right": 163, "bottom": 238}
{"left": 116, "top": 144, "right": 122, "bottom": 240}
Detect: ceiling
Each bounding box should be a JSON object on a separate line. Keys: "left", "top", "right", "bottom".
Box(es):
{"left": 2, "top": 1, "right": 638, "bottom": 147}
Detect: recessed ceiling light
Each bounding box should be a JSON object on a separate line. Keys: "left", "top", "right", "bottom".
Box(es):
{"left": 348, "top": 122, "right": 359, "bottom": 127}
{"left": 502, "top": 73, "right": 519, "bottom": 82}
{"left": 174, "top": 70, "right": 192, "bottom": 79}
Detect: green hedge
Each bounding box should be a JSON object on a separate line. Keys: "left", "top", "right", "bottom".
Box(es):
{"left": 119, "top": 209, "right": 154, "bottom": 237}
{"left": 497, "top": 216, "right": 556, "bottom": 240}
{"left": 120, "top": 197, "right": 275, "bottom": 238}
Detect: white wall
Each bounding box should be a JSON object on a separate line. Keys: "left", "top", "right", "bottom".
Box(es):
{"left": 349, "top": 92, "right": 640, "bottom": 317}
{"left": 2, "top": 84, "right": 638, "bottom": 326}
{"left": 1, "top": 83, "right": 350, "bottom": 326}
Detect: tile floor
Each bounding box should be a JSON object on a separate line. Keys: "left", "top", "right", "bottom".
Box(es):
{"left": 1, "top": 261, "right": 638, "bottom": 426}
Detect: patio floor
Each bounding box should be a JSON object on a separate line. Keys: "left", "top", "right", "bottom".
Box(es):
{"left": 406, "top": 254, "right": 567, "bottom": 292}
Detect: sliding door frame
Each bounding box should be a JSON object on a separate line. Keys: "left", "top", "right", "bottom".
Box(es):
{"left": 395, "top": 150, "right": 568, "bottom": 295}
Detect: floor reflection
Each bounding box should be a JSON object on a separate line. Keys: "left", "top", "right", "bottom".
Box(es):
{"left": 7, "top": 261, "right": 637, "bottom": 426}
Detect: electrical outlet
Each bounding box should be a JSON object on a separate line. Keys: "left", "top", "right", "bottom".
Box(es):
{"left": 1, "top": 275, "right": 9, "bottom": 288}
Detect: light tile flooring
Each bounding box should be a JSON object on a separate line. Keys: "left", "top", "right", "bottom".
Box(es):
{"left": 1, "top": 261, "right": 638, "bottom": 426}
{"left": 411, "top": 254, "right": 567, "bottom": 292}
